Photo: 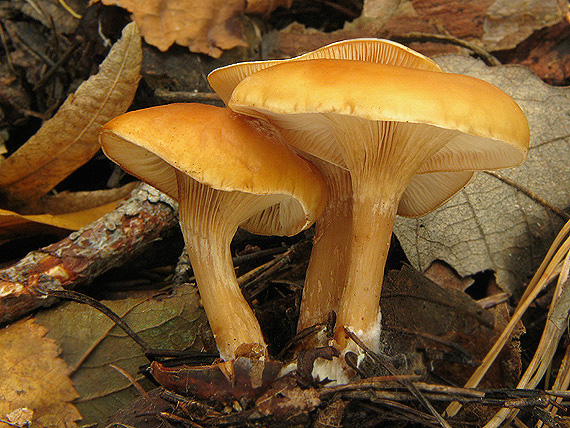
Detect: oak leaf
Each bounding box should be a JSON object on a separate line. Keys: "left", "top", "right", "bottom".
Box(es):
{"left": 395, "top": 55, "right": 570, "bottom": 294}
{"left": 0, "top": 318, "right": 81, "bottom": 428}
{"left": 0, "top": 22, "right": 141, "bottom": 209}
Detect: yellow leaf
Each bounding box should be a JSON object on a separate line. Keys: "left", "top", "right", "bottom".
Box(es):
{"left": 0, "top": 184, "right": 136, "bottom": 245}
{"left": 0, "top": 201, "right": 117, "bottom": 245}
{"left": 0, "top": 318, "right": 81, "bottom": 428}
{"left": 0, "top": 22, "right": 141, "bottom": 208}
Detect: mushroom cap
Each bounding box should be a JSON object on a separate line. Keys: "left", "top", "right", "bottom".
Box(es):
{"left": 99, "top": 103, "right": 328, "bottom": 235}
{"left": 208, "top": 38, "right": 441, "bottom": 105}
{"left": 227, "top": 58, "right": 530, "bottom": 216}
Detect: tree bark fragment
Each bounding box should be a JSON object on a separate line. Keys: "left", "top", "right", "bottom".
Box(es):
{"left": 0, "top": 184, "right": 179, "bottom": 324}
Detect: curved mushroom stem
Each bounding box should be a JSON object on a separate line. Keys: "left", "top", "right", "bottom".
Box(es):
{"left": 183, "top": 233, "right": 267, "bottom": 361}
{"left": 297, "top": 164, "right": 352, "bottom": 335}
{"left": 176, "top": 172, "right": 272, "bottom": 361}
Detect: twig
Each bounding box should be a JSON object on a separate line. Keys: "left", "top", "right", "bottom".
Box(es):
{"left": 0, "top": 184, "right": 179, "bottom": 324}
{"left": 392, "top": 32, "right": 501, "bottom": 66}
{"left": 47, "top": 289, "right": 152, "bottom": 351}
{"left": 344, "top": 327, "right": 452, "bottom": 428}
{"left": 484, "top": 170, "right": 570, "bottom": 221}
{"left": 33, "top": 38, "right": 80, "bottom": 91}
{"left": 110, "top": 364, "right": 149, "bottom": 397}
{"left": 154, "top": 89, "right": 221, "bottom": 103}
{"left": 13, "top": 32, "right": 56, "bottom": 67}
{"left": 233, "top": 245, "right": 289, "bottom": 265}
{"left": 240, "top": 239, "right": 311, "bottom": 299}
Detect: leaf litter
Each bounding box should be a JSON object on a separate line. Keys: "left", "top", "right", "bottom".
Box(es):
{"left": 0, "top": 21, "right": 142, "bottom": 247}
{"left": 0, "top": 1, "right": 568, "bottom": 426}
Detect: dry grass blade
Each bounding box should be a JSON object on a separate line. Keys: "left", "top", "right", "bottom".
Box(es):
{"left": 0, "top": 22, "right": 141, "bottom": 209}
{"left": 445, "top": 218, "right": 570, "bottom": 419}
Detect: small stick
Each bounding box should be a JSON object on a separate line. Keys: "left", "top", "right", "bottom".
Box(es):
{"left": 154, "top": 89, "right": 221, "bottom": 103}
{"left": 393, "top": 32, "right": 501, "bottom": 66}
{"left": 0, "top": 184, "right": 179, "bottom": 324}
{"left": 484, "top": 171, "right": 570, "bottom": 221}
{"left": 33, "top": 38, "right": 80, "bottom": 91}
{"left": 47, "top": 289, "right": 152, "bottom": 351}
{"left": 344, "top": 327, "right": 452, "bottom": 428}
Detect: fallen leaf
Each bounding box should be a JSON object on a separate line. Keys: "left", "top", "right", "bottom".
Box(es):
{"left": 21, "top": 182, "right": 137, "bottom": 215}
{"left": 395, "top": 55, "right": 570, "bottom": 294}
{"left": 35, "top": 284, "right": 209, "bottom": 425}
{"left": 380, "top": 265, "right": 521, "bottom": 389}
{"left": 0, "top": 318, "right": 81, "bottom": 428}
{"left": 0, "top": 22, "right": 141, "bottom": 209}
{"left": 261, "top": 0, "right": 568, "bottom": 81}
{"left": 0, "top": 202, "right": 120, "bottom": 245}
{"left": 100, "top": 0, "right": 248, "bottom": 57}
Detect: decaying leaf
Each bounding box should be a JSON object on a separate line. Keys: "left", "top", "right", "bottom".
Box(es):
{"left": 99, "top": 0, "right": 248, "bottom": 57}
{"left": 0, "top": 22, "right": 141, "bottom": 209}
{"left": 0, "top": 318, "right": 81, "bottom": 428}
{"left": 380, "top": 265, "right": 521, "bottom": 389}
{"left": 395, "top": 55, "right": 570, "bottom": 294}
{"left": 35, "top": 285, "right": 209, "bottom": 425}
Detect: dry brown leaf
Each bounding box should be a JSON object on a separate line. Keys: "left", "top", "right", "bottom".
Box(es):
{"left": 0, "top": 22, "right": 141, "bottom": 209}
{"left": 21, "top": 182, "right": 137, "bottom": 215}
{"left": 0, "top": 318, "right": 81, "bottom": 428}
{"left": 35, "top": 285, "right": 209, "bottom": 425}
{"left": 100, "top": 0, "right": 248, "bottom": 57}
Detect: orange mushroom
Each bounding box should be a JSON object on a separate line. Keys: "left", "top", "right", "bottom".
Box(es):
{"left": 99, "top": 103, "right": 327, "bottom": 361}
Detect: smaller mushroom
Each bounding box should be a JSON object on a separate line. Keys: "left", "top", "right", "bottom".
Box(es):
{"left": 99, "top": 103, "right": 327, "bottom": 361}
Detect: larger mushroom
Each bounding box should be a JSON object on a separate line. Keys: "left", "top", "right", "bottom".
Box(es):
{"left": 208, "top": 38, "right": 444, "bottom": 335}
{"left": 99, "top": 103, "right": 327, "bottom": 361}
{"left": 223, "top": 52, "right": 530, "bottom": 357}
